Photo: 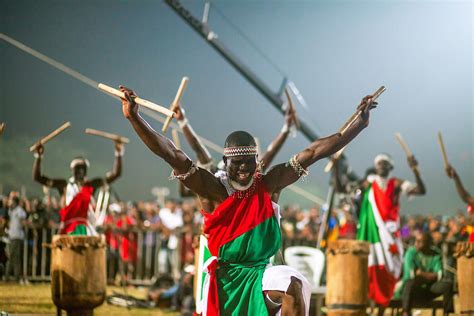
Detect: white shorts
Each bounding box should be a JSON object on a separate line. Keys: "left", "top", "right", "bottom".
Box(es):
{"left": 262, "top": 265, "right": 312, "bottom": 316}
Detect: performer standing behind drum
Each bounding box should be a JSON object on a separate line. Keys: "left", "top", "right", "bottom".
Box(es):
{"left": 355, "top": 153, "right": 426, "bottom": 315}
{"left": 118, "top": 85, "right": 377, "bottom": 316}
{"left": 32, "top": 142, "right": 123, "bottom": 235}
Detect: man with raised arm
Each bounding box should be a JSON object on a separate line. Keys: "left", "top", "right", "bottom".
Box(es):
{"left": 32, "top": 142, "right": 123, "bottom": 235}
{"left": 119, "top": 85, "right": 376, "bottom": 316}
{"left": 175, "top": 102, "right": 299, "bottom": 204}
{"left": 356, "top": 153, "right": 426, "bottom": 314}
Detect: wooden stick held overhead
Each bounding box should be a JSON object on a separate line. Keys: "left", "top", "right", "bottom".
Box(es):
{"left": 395, "top": 132, "right": 420, "bottom": 173}
{"left": 30, "top": 121, "right": 71, "bottom": 152}
{"left": 98, "top": 83, "right": 175, "bottom": 118}
{"left": 339, "top": 86, "right": 386, "bottom": 135}
{"left": 162, "top": 77, "right": 189, "bottom": 133}
{"left": 324, "top": 86, "right": 386, "bottom": 173}
{"left": 171, "top": 129, "right": 181, "bottom": 149}
{"left": 437, "top": 131, "right": 450, "bottom": 168}
{"left": 284, "top": 88, "right": 301, "bottom": 130}
{"left": 85, "top": 128, "right": 130, "bottom": 144}
{"left": 395, "top": 133, "right": 412, "bottom": 157}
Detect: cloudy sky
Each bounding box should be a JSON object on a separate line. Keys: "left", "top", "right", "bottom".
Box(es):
{"left": 1, "top": 0, "right": 472, "bottom": 214}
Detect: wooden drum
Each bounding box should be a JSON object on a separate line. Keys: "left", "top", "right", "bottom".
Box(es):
{"left": 51, "top": 235, "right": 106, "bottom": 316}
{"left": 326, "top": 240, "right": 370, "bottom": 316}
{"left": 455, "top": 242, "right": 474, "bottom": 315}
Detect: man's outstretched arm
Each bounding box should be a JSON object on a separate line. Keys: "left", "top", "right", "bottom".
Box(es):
{"left": 175, "top": 105, "right": 213, "bottom": 166}
{"left": 260, "top": 106, "right": 297, "bottom": 172}
{"left": 446, "top": 165, "right": 474, "bottom": 206}
{"left": 89, "top": 141, "right": 124, "bottom": 190}
{"left": 120, "top": 87, "right": 226, "bottom": 201}
{"left": 404, "top": 156, "right": 426, "bottom": 196}
{"left": 264, "top": 95, "right": 377, "bottom": 193}
{"left": 32, "top": 144, "right": 66, "bottom": 192}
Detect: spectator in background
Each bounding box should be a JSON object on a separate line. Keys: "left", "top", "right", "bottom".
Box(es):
{"left": 5, "top": 195, "right": 27, "bottom": 283}
{"left": 0, "top": 196, "right": 8, "bottom": 278}
{"left": 142, "top": 201, "right": 161, "bottom": 279}
{"left": 158, "top": 199, "right": 183, "bottom": 280}
{"left": 398, "top": 232, "right": 453, "bottom": 316}
{"left": 103, "top": 203, "right": 121, "bottom": 284}
{"left": 117, "top": 203, "right": 138, "bottom": 283}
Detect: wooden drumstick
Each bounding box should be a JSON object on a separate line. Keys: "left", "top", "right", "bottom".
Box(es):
{"left": 284, "top": 88, "right": 301, "bottom": 130}
{"left": 395, "top": 133, "right": 420, "bottom": 173}
{"left": 162, "top": 77, "right": 189, "bottom": 133}
{"left": 325, "top": 86, "right": 386, "bottom": 172}
{"left": 0, "top": 123, "right": 5, "bottom": 136}
{"left": 171, "top": 129, "right": 181, "bottom": 149}
{"left": 339, "top": 86, "right": 386, "bottom": 135}
{"left": 30, "top": 121, "right": 71, "bottom": 152}
{"left": 437, "top": 131, "right": 449, "bottom": 169}
{"left": 395, "top": 133, "right": 412, "bottom": 157}
{"left": 98, "top": 83, "right": 175, "bottom": 118}
{"left": 85, "top": 128, "right": 130, "bottom": 144}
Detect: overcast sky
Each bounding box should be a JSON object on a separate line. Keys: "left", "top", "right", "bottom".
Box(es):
{"left": 1, "top": 0, "right": 472, "bottom": 214}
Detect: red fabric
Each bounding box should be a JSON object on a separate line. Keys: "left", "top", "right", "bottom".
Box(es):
{"left": 368, "top": 265, "right": 397, "bottom": 307}
{"left": 59, "top": 185, "right": 93, "bottom": 234}
{"left": 206, "top": 259, "right": 219, "bottom": 316}
{"left": 201, "top": 174, "right": 275, "bottom": 316}
{"left": 117, "top": 215, "right": 137, "bottom": 263}
{"left": 372, "top": 178, "right": 399, "bottom": 222}
{"left": 104, "top": 215, "right": 118, "bottom": 250}
{"left": 202, "top": 175, "right": 274, "bottom": 256}
{"left": 467, "top": 205, "right": 473, "bottom": 215}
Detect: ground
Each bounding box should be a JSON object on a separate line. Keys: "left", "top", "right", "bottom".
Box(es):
{"left": 0, "top": 283, "right": 179, "bottom": 315}
{"left": 0, "top": 283, "right": 457, "bottom": 315}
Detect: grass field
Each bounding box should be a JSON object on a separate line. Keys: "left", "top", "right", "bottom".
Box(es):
{"left": 0, "top": 282, "right": 458, "bottom": 315}
{"left": 0, "top": 283, "right": 178, "bottom": 315}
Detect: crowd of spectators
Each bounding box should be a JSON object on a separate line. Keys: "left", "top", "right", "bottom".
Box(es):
{"left": 0, "top": 188, "right": 472, "bottom": 313}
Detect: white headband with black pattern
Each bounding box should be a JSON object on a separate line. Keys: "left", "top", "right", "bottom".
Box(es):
{"left": 70, "top": 158, "right": 90, "bottom": 169}
{"left": 223, "top": 146, "right": 257, "bottom": 157}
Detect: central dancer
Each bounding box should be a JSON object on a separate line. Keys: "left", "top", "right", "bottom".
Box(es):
{"left": 119, "top": 86, "right": 377, "bottom": 316}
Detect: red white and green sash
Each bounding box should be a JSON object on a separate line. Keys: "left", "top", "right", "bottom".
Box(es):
{"left": 201, "top": 174, "right": 281, "bottom": 315}
{"left": 59, "top": 185, "right": 94, "bottom": 235}
{"left": 357, "top": 178, "right": 403, "bottom": 306}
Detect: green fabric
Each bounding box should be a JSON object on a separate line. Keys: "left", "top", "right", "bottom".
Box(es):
{"left": 356, "top": 184, "right": 381, "bottom": 244}
{"left": 394, "top": 246, "right": 443, "bottom": 298}
{"left": 68, "top": 224, "right": 87, "bottom": 235}
{"left": 402, "top": 246, "right": 442, "bottom": 281}
{"left": 216, "top": 216, "right": 281, "bottom": 316}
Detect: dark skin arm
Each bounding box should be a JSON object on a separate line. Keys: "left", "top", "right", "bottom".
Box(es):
{"left": 260, "top": 105, "right": 297, "bottom": 172}
{"left": 415, "top": 269, "right": 438, "bottom": 283}
{"left": 87, "top": 141, "right": 124, "bottom": 190}
{"left": 120, "top": 87, "right": 227, "bottom": 203}
{"left": 446, "top": 165, "right": 474, "bottom": 206}
{"left": 175, "top": 105, "right": 213, "bottom": 166}
{"left": 263, "top": 95, "right": 377, "bottom": 194}
{"left": 32, "top": 144, "right": 67, "bottom": 195}
{"left": 404, "top": 156, "right": 426, "bottom": 195}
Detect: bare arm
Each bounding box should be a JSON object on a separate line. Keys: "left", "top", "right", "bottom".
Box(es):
{"left": 260, "top": 106, "right": 296, "bottom": 172}
{"left": 32, "top": 145, "right": 67, "bottom": 192}
{"left": 120, "top": 87, "right": 227, "bottom": 202}
{"left": 175, "top": 106, "right": 213, "bottom": 165}
{"left": 88, "top": 142, "right": 124, "bottom": 190}
{"left": 405, "top": 156, "right": 426, "bottom": 196}
{"left": 446, "top": 165, "right": 474, "bottom": 205}
{"left": 264, "top": 95, "right": 376, "bottom": 194}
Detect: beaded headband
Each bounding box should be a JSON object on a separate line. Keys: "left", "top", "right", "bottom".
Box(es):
{"left": 223, "top": 146, "right": 257, "bottom": 157}
{"left": 70, "top": 158, "right": 90, "bottom": 169}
